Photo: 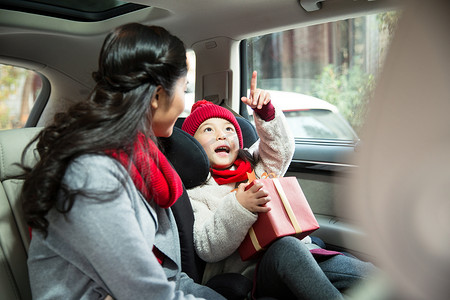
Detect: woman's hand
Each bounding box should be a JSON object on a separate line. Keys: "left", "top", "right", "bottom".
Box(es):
{"left": 241, "top": 71, "right": 271, "bottom": 110}
{"left": 235, "top": 180, "right": 271, "bottom": 213}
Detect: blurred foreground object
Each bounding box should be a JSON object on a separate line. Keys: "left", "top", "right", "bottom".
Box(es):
{"left": 351, "top": 0, "right": 450, "bottom": 299}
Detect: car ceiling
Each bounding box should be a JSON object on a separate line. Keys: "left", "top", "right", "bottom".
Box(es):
{"left": 0, "top": 0, "right": 402, "bottom": 91}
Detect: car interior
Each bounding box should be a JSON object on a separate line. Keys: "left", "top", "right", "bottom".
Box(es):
{"left": 1, "top": 0, "right": 449, "bottom": 299}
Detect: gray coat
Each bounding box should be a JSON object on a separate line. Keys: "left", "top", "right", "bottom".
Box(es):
{"left": 27, "top": 154, "right": 224, "bottom": 300}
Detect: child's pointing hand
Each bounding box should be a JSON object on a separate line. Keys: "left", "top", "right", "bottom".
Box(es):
{"left": 241, "top": 71, "right": 271, "bottom": 110}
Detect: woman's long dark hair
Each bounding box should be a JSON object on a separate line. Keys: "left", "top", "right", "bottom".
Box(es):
{"left": 20, "top": 23, "right": 187, "bottom": 235}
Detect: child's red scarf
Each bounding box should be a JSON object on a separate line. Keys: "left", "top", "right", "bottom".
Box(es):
{"left": 211, "top": 159, "right": 253, "bottom": 185}
{"left": 108, "top": 132, "right": 183, "bottom": 265}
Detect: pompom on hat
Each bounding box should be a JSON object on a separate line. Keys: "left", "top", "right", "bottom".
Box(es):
{"left": 182, "top": 100, "right": 244, "bottom": 148}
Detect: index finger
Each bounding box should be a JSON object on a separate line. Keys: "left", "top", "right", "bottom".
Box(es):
{"left": 250, "top": 71, "right": 257, "bottom": 94}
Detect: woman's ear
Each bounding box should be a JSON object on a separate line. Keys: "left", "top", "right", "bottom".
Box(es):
{"left": 151, "top": 85, "right": 167, "bottom": 110}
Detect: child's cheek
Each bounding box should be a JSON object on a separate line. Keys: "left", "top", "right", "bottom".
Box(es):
{"left": 228, "top": 134, "right": 239, "bottom": 148}
{"left": 225, "top": 132, "right": 238, "bottom": 142}
{"left": 203, "top": 136, "right": 217, "bottom": 148}
{"left": 199, "top": 137, "right": 217, "bottom": 154}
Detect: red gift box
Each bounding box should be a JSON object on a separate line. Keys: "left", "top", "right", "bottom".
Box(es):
{"left": 238, "top": 177, "right": 319, "bottom": 261}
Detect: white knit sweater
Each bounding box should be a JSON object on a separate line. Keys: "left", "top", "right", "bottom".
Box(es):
{"left": 187, "top": 108, "right": 309, "bottom": 282}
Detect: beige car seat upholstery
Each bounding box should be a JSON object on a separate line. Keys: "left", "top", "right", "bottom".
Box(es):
{"left": 0, "top": 127, "right": 41, "bottom": 300}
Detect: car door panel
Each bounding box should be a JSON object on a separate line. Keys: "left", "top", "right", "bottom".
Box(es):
{"left": 286, "top": 140, "right": 371, "bottom": 260}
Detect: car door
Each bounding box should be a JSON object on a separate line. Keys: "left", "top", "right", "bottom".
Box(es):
{"left": 239, "top": 10, "right": 399, "bottom": 261}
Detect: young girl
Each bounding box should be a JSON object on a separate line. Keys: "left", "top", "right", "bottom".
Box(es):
{"left": 182, "top": 71, "right": 374, "bottom": 299}
{"left": 20, "top": 23, "right": 224, "bottom": 300}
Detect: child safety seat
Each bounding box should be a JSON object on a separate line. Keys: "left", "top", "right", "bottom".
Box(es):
{"left": 159, "top": 117, "right": 260, "bottom": 300}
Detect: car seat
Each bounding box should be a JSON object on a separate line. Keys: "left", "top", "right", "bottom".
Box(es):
{"left": 0, "top": 123, "right": 257, "bottom": 300}
{"left": 0, "top": 127, "right": 41, "bottom": 300}
{"left": 167, "top": 116, "right": 323, "bottom": 300}
{"left": 0, "top": 117, "right": 261, "bottom": 300}
{"left": 160, "top": 116, "right": 260, "bottom": 300}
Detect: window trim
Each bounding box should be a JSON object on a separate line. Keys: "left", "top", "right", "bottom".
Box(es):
{"left": 288, "top": 139, "right": 358, "bottom": 173}
{"left": 25, "top": 73, "right": 50, "bottom": 127}
{"left": 239, "top": 40, "right": 249, "bottom": 118}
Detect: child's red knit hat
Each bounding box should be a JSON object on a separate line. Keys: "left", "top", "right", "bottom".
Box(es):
{"left": 181, "top": 100, "right": 244, "bottom": 148}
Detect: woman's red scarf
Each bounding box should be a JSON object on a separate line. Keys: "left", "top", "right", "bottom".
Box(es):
{"left": 108, "top": 132, "right": 183, "bottom": 208}
{"left": 211, "top": 158, "right": 253, "bottom": 185}
{"left": 108, "top": 132, "right": 183, "bottom": 265}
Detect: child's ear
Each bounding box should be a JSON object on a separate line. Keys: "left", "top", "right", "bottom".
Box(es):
{"left": 151, "top": 85, "right": 167, "bottom": 110}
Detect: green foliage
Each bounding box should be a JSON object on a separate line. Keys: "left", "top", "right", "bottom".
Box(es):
{"left": 377, "top": 11, "right": 401, "bottom": 36}
{"left": 310, "top": 12, "right": 398, "bottom": 136}
{"left": 0, "top": 65, "right": 28, "bottom": 129}
{"left": 311, "top": 65, "right": 375, "bottom": 134}
{"left": 0, "top": 106, "right": 11, "bottom": 129}
{"left": 0, "top": 65, "right": 26, "bottom": 100}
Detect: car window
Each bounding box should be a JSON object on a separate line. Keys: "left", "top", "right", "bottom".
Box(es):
{"left": 245, "top": 11, "right": 399, "bottom": 141}
{"left": 181, "top": 49, "right": 196, "bottom": 117}
{"left": 284, "top": 109, "right": 357, "bottom": 140}
{"left": 0, "top": 64, "right": 42, "bottom": 129}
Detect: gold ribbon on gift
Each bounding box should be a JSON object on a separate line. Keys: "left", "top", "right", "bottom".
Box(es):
{"left": 260, "top": 172, "right": 277, "bottom": 179}
{"left": 233, "top": 171, "right": 277, "bottom": 192}
{"left": 247, "top": 170, "right": 277, "bottom": 184}
{"left": 272, "top": 178, "right": 302, "bottom": 233}
{"left": 247, "top": 177, "right": 303, "bottom": 253}
{"left": 248, "top": 227, "right": 264, "bottom": 251}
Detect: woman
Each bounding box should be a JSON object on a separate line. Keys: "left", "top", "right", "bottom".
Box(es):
{"left": 20, "top": 23, "right": 224, "bottom": 300}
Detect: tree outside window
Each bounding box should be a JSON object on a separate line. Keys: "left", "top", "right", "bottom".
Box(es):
{"left": 0, "top": 65, "right": 42, "bottom": 129}
{"left": 246, "top": 11, "right": 400, "bottom": 137}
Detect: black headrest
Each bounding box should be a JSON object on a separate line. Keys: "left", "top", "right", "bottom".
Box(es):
{"left": 158, "top": 127, "right": 210, "bottom": 189}
{"left": 162, "top": 116, "right": 259, "bottom": 189}
{"left": 236, "top": 117, "right": 258, "bottom": 149}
